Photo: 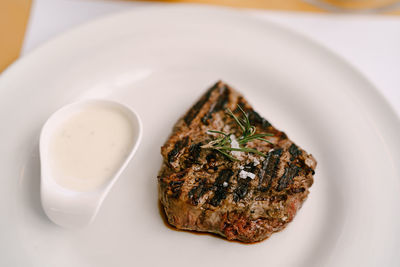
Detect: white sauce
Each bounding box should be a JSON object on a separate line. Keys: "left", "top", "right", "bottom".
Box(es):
{"left": 49, "top": 105, "right": 134, "bottom": 192}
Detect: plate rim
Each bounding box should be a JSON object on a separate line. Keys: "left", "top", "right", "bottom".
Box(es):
{"left": 0, "top": 4, "right": 399, "bottom": 266}
{"left": 1, "top": 4, "right": 399, "bottom": 124}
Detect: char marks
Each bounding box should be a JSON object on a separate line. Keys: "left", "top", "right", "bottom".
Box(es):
{"left": 258, "top": 149, "right": 282, "bottom": 192}
{"left": 209, "top": 169, "right": 234, "bottom": 207}
{"left": 236, "top": 97, "right": 271, "bottom": 129}
{"left": 167, "top": 136, "right": 189, "bottom": 163}
{"left": 183, "top": 82, "right": 219, "bottom": 126}
{"left": 234, "top": 164, "right": 257, "bottom": 202}
{"left": 233, "top": 177, "right": 250, "bottom": 202}
{"left": 185, "top": 142, "right": 203, "bottom": 166}
{"left": 201, "top": 85, "right": 230, "bottom": 125}
{"left": 169, "top": 180, "right": 184, "bottom": 199}
{"left": 277, "top": 164, "right": 300, "bottom": 191}
{"left": 247, "top": 110, "right": 271, "bottom": 129}
{"left": 289, "top": 144, "right": 301, "bottom": 161}
{"left": 188, "top": 179, "right": 209, "bottom": 205}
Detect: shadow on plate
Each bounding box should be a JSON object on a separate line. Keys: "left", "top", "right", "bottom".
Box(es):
{"left": 18, "top": 138, "right": 53, "bottom": 225}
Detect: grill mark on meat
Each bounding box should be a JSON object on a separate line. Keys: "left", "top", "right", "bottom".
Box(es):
{"left": 209, "top": 169, "right": 234, "bottom": 207}
{"left": 201, "top": 85, "right": 230, "bottom": 125}
{"left": 176, "top": 171, "right": 187, "bottom": 179}
{"left": 289, "top": 187, "right": 305, "bottom": 194}
{"left": 277, "top": 164, "right": 300, "bottom": 191}
{"left": 235, "top": 98, "right": 271, "bottom": 129}
{"left": 269, "top": 194, "right": 288, "bottom": 202}
{"left": 162, "top": 170, "right": 188, "bottom": 199}
{"left": 188, "top": 179, "right": 209, "bottom": 205}
{"left": 169, "top": 180, "right": 184, "bottom": 199}
{"left": 183, "top": 82, "right": 219, "bottom": 125}
{"left": 234, "top": 163, "right": 259, "bottom": 202}
{"left": 258, "top": 149, "right": 283, "bottom": 192}
{"left": 297, "top": 157, "right": 315, "bottom": 177}
{"left": 185, "top": 142, "right": 203, "bottom": 166}
{"left": 289, "top": 144, "right": 301, "bottom": 161}
{"left": 205, "top": 151, "right": 222, "bottom": 171}
{"left": 206, "top": 151, "right": 217, "bottom": 162}
{"left": 247, "top": 110, "right": 271, "bottom": 129}
{"left": 236, "top": 97, "right": 247, "bottom": 111}
{"left": 233, "top": 177, "right": 251, "bottom": 202}
{"left": 167, "top": 136, "right": 189, "bottom": 163}
{"left": 244, "top": 163, "right": 258, "bottom": 173}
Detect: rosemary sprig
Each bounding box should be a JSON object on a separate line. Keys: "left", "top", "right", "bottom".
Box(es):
{"left": 213, "top": 146, "right": 267, "bottom": 157}
{"left": 215, "top": 149, "right": 238, "bottom": 161}
{"left": 201, "top": 105, "right": 274, "bottom": 161}
{"left": 239, "top": 133, "right": 274, "bottom": 145}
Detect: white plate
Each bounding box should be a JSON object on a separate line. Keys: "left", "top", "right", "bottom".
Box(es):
{"left": 1, "top": 5, "right": 399, "bottom": 267}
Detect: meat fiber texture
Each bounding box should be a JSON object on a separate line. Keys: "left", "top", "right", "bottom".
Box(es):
{"left": 158, "top": 81, "right": 316, "bottom": 243}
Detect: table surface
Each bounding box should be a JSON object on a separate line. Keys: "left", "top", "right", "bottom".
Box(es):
{"left": 20, "top": 0, "right": 400, "bottom": 116}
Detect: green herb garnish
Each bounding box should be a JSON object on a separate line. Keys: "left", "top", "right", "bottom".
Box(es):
{"left": 201, "top": 105, "right": 273, "bottom": 161}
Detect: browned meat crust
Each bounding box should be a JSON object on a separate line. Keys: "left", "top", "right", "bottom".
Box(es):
{"left": 158, "top": 81, "right": 317, "bottom": 243}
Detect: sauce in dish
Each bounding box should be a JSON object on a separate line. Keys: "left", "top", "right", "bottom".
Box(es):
{"left": 48, "top": 105, "right": 135, "bottom": 192}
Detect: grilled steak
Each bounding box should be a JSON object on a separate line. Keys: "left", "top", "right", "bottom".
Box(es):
{"left": 158, "top": 81, "right": 317, "bottom": 243}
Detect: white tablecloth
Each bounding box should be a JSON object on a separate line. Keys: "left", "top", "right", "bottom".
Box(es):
{"left": 23, "top": 0, "right": 400, "bottom": 116}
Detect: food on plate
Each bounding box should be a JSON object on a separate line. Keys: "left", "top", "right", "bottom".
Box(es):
{"left": 158, "top": 81, "right": 317, "bottom": 243}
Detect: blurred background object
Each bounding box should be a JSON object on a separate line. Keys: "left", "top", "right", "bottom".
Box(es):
{"left": 1, "top": 0, "right": 400, "bottom": 73}
{"left": 305, "top": 0, "right": 400, "bottom": 12}
{"left": 0, "top": 0, "right": 32, "bottom": 72}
